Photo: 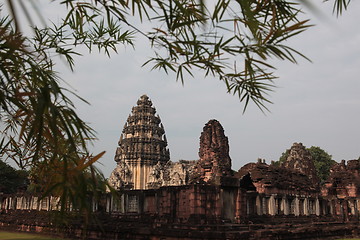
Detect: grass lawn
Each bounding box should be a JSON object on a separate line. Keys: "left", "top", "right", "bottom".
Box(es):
{"left": 0, "top": 231, "right": 65, "bottom": 240}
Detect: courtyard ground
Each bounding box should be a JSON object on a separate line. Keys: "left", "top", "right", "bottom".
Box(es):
{"left": 0, "top": 231, "right": 64, "bottom": 240}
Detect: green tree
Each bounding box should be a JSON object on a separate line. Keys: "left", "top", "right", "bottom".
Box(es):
{"left": 277, "top": 146, "right": 336, "bottom": 182}
{"left": 307, "top": 146, "right": 336, "bottom": 182}
{"left": 0, "top": 159, "right": 28, "bottom": 193}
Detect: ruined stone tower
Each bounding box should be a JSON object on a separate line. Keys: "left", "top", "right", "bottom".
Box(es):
{"left": 194, "top": 119, "right": 232, "bottom": 182}
{"left": 282, "top": 142, "right": 320, "bottom": 185}
{"left": 108, "top": 95, "right": 170, "bottom": 189}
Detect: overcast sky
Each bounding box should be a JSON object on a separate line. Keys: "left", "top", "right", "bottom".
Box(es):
{"left": 31, "top": 1, "right": 360, "bottom": 177}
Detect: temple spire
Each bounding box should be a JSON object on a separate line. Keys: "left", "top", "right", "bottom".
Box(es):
{"left": 109, "top": 95, "right": 170, "bottom": 190}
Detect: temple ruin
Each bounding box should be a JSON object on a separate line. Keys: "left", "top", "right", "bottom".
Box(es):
{"left": 1, "top": 94, "right": 360, "bottom": 239}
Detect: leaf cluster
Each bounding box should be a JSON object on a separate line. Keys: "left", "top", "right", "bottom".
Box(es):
{"left": 307, "top": 146, "right": 336, "bottom": 183}
{"left": 0, "top": 14, "right": 108, "bottom": 225}
{"left": 143, "top": 0, "right": 312, "bottom": 112}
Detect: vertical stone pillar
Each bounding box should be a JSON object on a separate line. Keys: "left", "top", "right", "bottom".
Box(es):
{"left": 235, "top": 188, "right": 246, "bottom": 222}
{"left": 294, "top": 196, "right": 300, "bottom": 216}
{"left": 262, "top": 197, "right": 268, "bottom": 215}
{"left": 329, "top": 200, "right": 334, "bottom": 215}
{"left": 16, "top": 197, "right": 21, "bottom": 209}
{"left": 268, "top": 195, "right": 276, "bottom": 216}
{"left": 315, "top": 198, "right": 320, "bottom": 216}
{"left": 106, "top": 195, "right": 111, "bottom": 212}
{"left": 280, "top": 196, "right": 289, "bottom": 215}
{"left": 304, "top": 198, "right": 309, "bottom": 216}
{"left": 216, "top": 187, "right": 223, "bottom": 218}
{"left": 121, "top": 194, "right": 125, "bottom": 213}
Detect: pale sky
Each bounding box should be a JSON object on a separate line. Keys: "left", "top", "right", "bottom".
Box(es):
{"left": 8, "top": 1, "right": 360, "bottom": 177}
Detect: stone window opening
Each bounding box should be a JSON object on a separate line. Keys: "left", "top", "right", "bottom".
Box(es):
{"left": 309, "top": 199, "right": 315, "bottom": 215}
{"left": 41, "top": 197, "right": 49, "bottom": 210}
{"left": 246, "top": 195, "right": 257, "bottom": 215}
{"left": 276, "top": 197, "right": 282, "bottom": 215}
{"left": 127, "top": 195, "right": 139, "bottom": 213}
{"left": 299, "top": 199, "right": 304, "bottom": 215}
{"left": 289, "top": 198, "right": 295, "bottom": 215}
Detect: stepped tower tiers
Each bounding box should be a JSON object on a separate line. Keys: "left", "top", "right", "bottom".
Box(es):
{"left": 109, "top": 95, "right": 170, "bottom": 190}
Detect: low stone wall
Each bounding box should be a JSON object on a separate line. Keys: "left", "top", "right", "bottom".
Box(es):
{"left": 1, "top": 210, "right": 360, "bottom": 239}
{"left": 2, "top": 183, "right": 360, "bottom": 239}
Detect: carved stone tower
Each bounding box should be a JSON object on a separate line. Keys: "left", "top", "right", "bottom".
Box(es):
{"left": 282, "top": 142, "right": 320, "bottom": 185}
{"left": 109, "top": 95, "right": 170, "bottom": 189}
{"left": 194, "top": 119, "right": 232, "bottom": 182}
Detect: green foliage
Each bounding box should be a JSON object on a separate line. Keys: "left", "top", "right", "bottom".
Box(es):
{"left": 0, "top": 14, "right": 108, "bottom": 226}
{"left": 0, "top": 160, "right": 28, "bottom": 193}
{"left": 308, "top": 146, "right": 336, "bottom": 182}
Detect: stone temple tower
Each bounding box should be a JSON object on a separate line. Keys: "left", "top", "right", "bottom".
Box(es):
{"left": 193, "top": 119, "right": 233, "bottom": 183}
{"left": 282, "top": 142, "right": 320, "bottom": 186}
{"left": 108, "top": 95, "right": 170, "bottom": 190}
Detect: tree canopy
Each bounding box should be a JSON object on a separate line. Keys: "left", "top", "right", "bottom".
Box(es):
{"left": 0, "top": 159, "right": 28, "bottom": 194}
{"left": 307, "top": 146, "right": 336, "bottom": 182}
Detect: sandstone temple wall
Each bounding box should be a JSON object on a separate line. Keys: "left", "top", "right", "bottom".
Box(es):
{"left": 2, "top": 184, "right": 360, "bottom": 224}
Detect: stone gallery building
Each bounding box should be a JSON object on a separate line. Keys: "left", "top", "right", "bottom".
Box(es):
{"left": 1, "top": 95, "right": 360, "bottom": 239}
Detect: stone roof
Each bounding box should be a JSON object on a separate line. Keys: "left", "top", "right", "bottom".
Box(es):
{"left": 237, "top": 161, "right": 319, "bottom": 194}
